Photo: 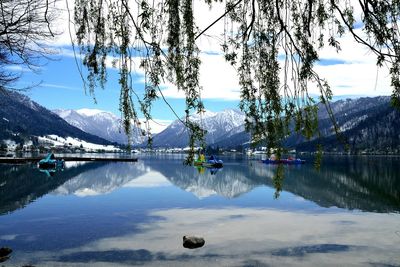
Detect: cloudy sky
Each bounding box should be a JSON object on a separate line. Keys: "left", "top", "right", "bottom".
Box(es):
{"left": 16, "top": 0, "right": 393, "bottom": 124}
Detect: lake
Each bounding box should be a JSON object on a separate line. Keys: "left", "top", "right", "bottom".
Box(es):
{"left": 0, "top": 154, "right": 399, "bottom": 266}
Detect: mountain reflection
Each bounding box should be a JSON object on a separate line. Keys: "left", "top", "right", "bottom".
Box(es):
{"left": 280, "top": 156, "right": 400, "bottom": 212}
{"left": 0, "top": 162, "right": 107, "bottom": 215}
{"left": 145, "top": 158, "right": 265, "bottom": 198}
{"left": 54, "top": 162, "right": 148, "bottom": 196}
{"left": 0, "top": 156, "right": 399, "bottom": 214}
{"left": 146, "top": 156, "right": 400, "bottom": 212}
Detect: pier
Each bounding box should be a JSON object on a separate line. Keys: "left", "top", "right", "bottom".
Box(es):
{"left": 0, "top": 156, "right": 138, "bottom": 164}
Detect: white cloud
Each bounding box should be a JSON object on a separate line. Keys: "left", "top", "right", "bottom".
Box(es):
{"left": 160, "top": 52, "right": 240, "bottom": 100}
{"left": 311, "top": 28, "right": 392, "bottom": 97}
{"left": 40, "top": 83, "right": 81, "bottom": 91}
{"left": 4, "top": 65, "right": 34, "bottom": 73}
{"left": 314, "top": 62, "right": 390, "bottom": 96}
{"left": 139, "top": 118, "right": 172, "bottom": 134}
{"left": 44, "top": 0, "right": 77, "bottom": 47}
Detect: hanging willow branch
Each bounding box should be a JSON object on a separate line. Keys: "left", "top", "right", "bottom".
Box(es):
{"left": 72, "top": 0, "right": 400, "bottom": 160}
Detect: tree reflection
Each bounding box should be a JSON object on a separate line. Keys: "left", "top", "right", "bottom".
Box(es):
{"left": 272, "top": 165, "right": 285, "bottom": 199}
{"left": 0, "top": 162, "right": 106, "bottom": 215}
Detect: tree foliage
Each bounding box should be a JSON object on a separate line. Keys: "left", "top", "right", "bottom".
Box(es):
{"left": 73, "top": 0, "right": 400, "bottom": 160}
{"left": 0, "top": 0, "right": 58, "bottom": 90}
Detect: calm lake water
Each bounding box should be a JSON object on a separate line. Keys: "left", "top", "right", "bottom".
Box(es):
{"left": 0, "top": 154, "right": 399, "bottom": 266}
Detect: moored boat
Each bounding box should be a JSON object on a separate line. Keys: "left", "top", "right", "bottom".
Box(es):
{"left": 194, "top": 154, "right": 223, "bottom": 168}
{"left": 38, "top": 153, "right": 65, "bottom": 169}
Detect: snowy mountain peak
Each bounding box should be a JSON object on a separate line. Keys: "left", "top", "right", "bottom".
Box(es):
{"left": 214, "top": 109, "right": 245, "bottom": 127}
{"left": 53, "top": 109, "right": 73, "bottom": 118}
{"left": 182, "top": 110, "right": 217, "bottom": 122}
{"left": 187, "top": 109, "right": 244, "bottom": 122}
{"left": 54, "top": 108, "right": 143, "bottom": 145}
{"left": 0, "top": 90, "right": 113, "bottom": 146}
{"left": 152, "top": 108, "right": 246, "bottom": 147}
{"left": 76, "top": 108, "right": 107, "bottom": 117}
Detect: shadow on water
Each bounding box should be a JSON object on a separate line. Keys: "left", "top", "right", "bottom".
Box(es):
{"left": 57, "top": 249, "right": 221, "bottom": 264}
{"left": 270, "top": 244, "right": 354, "bottom": 257}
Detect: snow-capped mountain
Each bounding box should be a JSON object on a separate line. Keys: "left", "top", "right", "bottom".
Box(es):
{"left": 152, "top": 96, "right": 399, "bottom": 153}
{"left": 0, "top": 89, "right": 113, "bottom": 146}
{"left": 53, "top": 109, "right": 145, "bottom": 145}
{"left": 151, "top": 109, "right": 246, "bottom": 147}
{"left": 294, "top": 96, "right": 400, "bottom": 152}
{"left": 210, "top": 96, "right": 400, "bottom": 153}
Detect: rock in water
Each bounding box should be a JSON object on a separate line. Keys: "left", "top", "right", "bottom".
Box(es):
{"left": 0, "top": 247, "right": 12, "bottom": 262}
{"left": 183, "top": 235, "right": 205, "bottom": 249}
{"left": 0, "top": 247, "right": 12, "bottom": 257}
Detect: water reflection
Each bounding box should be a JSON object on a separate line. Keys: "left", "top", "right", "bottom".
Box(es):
{"left": 145, "top": 156, "right": 400, "bottom": 212}
{"left": 54, "top": 161, "right": 148, "bottom": 196}
{"left": 0, "top": 156, "right": 399, "bottom": 213}
{"left": 12, "top": 208, "right": 398, "bottom": 266}
{"left": 280, "top": 156, "right": 400, "bottom": 212}
{"left": 0, "top": 162, "right": 105, "bottom": 215}
{"left": 0, "top": 156, "right": 400, "bottom": 266}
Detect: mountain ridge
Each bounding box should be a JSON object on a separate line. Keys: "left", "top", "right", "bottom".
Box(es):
{"left": 53, "top": 109, "right": 145, "bottom": 145}
{"left": 151, "top": 96, "right": 400, "bottom": 153}
{"left": 151, "top": 109, "right": 246, "bottom": 147}
{"left": 0, "top": 89, "right": 114, "bottom": 146}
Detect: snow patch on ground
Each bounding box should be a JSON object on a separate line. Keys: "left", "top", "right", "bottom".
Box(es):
{"left": 38, "top": 135, "right": 120, "bottom": 151}
{"left": 339, "top": 115, "right": 368, "bottom": 132}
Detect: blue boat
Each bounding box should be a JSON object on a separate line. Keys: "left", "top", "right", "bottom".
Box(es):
{"left": 204, "top": 155, "right": 223, "bottom": 168}
{"left": 194, "top": 155, "right": 223, "bottom": 168}
{"left": 38, "top": 153, "right": 65, "bottom": 169}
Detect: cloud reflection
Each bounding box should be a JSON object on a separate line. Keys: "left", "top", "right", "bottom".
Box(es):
{"left": 50, "top": 208, "right": 400, "bottom": 267}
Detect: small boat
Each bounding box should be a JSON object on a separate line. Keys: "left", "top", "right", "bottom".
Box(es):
{"left": 38, "top": 153, "right": 65, "bottom": 169}
{"left": 262, "top": 158, "right": 305, "bottom": 165}
{"left": 194, "top": 155, "right": 223, "bottom": 168}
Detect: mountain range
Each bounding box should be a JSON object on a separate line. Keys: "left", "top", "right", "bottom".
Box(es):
{"left": 0, "top": 89, "right": 113, "bottom": 146}
{"left": 1, "top": 89, "right": 399, "bottom": 153}
{"left": 289, "top": 96, "right": 400, "bottom": 152}
{"left": 146, "top": 96, "right": 400, "bottom": 153}
{"left": 53, "top": 109, "right": 144, "bottom": 145}
{"left": 151, "top": 109, "right": 246, "bottom": 147}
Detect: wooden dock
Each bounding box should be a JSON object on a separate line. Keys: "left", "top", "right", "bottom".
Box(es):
{"left": 0, "top": 156, "right": 138, "bottom": 164}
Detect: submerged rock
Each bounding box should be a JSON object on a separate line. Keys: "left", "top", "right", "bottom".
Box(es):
{"left": 183, "top": 235, "right": 205, "bottom": 249}
{"left": 0, "top": 247, "right": 12, "bottom": 262}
